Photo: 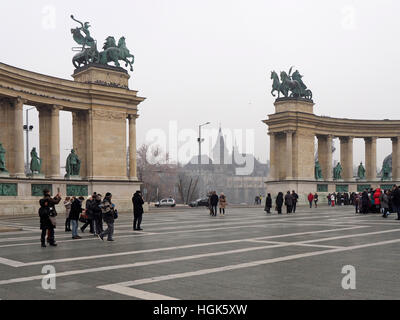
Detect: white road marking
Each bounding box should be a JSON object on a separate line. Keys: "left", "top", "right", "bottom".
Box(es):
{"left": 3, "top": 226, "right": 364, "bottom": 266}
{"left": 0, "top": 257, "right": 25, "bottom": 267}
{"left": 98, "top": 237, "right": 400, "bottom": 300}
{"left": 98, "top": 285, "right": 178, "bottom": 300}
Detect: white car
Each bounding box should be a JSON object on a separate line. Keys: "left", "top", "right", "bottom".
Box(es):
{"left": 155, "top": 198, "right": 176, "bottom": 208}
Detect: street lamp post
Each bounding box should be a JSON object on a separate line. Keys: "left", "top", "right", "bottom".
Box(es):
{"left": 23, "top": 107, "right": 36, "bottom": 174}
{"left": 198, "top": 122, "right": 210, "bottom": 196}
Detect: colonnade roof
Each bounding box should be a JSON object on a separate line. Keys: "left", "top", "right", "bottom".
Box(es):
{"left": 264, "top": 110, "right": 400, "bottom": 139}
{"left": 0, "top": 62, "right": 145, "bottom": 112}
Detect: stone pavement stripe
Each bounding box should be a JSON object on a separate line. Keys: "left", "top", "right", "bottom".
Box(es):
{"left": 99, "top": 237, "right": 400, "bottom": 299}
{"left": 11, "top": 226, "right": 361, "bottom": 266}
{"left": 244, "top": 240, "right": 343, "bottom": 249}
{"left": 98, "top": 285, "right": 178, "bottom": 300}
{"left": 0, "top": 223, "right": 368, "bottom": 248}
{"left": 0, "top": 243, "right": 290, "bottom": 285}
{"left": 0, "top": 257, "right": 25, "bottom": 267}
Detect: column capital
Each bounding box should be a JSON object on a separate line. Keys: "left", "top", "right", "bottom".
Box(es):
{"left": 284, "top": 130, "right": 295, "bottom": 135}
{"left": 52, "top": 105, "right": 63, "bottom": 112}
{"left": 14, "top": 97, "right": 27, "bottom": 108}
{"left": 127, "top": 113, "right": 139, "bottom": 120}
{"left": 339, "top": 136, "right": 354, "bottom": 142}
{"left": 364, "top": 136, "right": 378, "bottom": 142}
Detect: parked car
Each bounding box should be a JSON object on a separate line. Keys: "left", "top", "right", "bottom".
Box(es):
{"left": 189, "top": 198, "right": 209, "bottom": 207}
{"left": 155, "top": 198, "right": 176, "bottom": 208}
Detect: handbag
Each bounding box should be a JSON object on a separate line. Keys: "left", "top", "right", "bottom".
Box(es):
{"left": 79, "top": 213, "right": 88, "bottom": 223}
{"left": 49, "top": 216, "right": 57, "bottom": 227}
{"left": 113, "top": 209, "right": 118, "bottom": 220}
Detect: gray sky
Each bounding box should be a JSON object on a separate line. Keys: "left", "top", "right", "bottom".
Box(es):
{"left": 2, "top": 0, "right": 400, "bottom": 170}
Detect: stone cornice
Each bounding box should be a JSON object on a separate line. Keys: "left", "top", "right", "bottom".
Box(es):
{"left": 0, "top": 62, "right": 146, "bottom": 111}
{"left": 264, "top": 111, "right": 400, "bottom": 138}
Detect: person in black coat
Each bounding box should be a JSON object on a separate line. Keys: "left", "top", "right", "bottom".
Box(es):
{"left": 81, "top": 193, "right": 96, "bottom": 234}
{"left": 391, "top": 185, "right": 400, "bottom": 220}
{"left": 276, "top": 192, "right": 284, "bottom": 214}
{"left": 132, "top": 191, "right": 145, "bottom": 230}
{"left": 210, "top": 191, "right": 219, "bottom": 217}
{"left": 264, "top": 193, "right": 272, "bottom": 214}
{"left": 69, "top": 196, "right": 84, "bottom": 239}
{"left": 91, "top": 194, "right": 103, "bottom": 235}
{"left": 39, "top": 189, "right": 61, "bottom": 247}
{"left": 361, "top": 190, "right": 370, "bottom": 214}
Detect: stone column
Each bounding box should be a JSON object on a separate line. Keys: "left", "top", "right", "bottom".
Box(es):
{"left": 72, "top": 111, "right": 89, "bottom": 178}
{"left": 340, "top": 137, "right": 354, "bottom": 180}
{"left": 128, "top": 114, "right": 138, "bottom": 180}
{"left": 12, "top": 98, "right": 25, "bottom": 178}
{"left": 285, "top": 130, "right": 293, "bottom": 180}
{"left": 365, "top": 137, "right": 377, "bottom": 181}
{"left": 49, "top": 106, "right": 61, "bottom": 179}
{"left": 392, "top": 137, "right": 400, "bottom": 181}
{"left": 317, "top": 135, "right": 333, "bottom": 181}
{"left": 268, "top": 132, "right": 276, "bottom": 181}
{"left": 326, "top": 135, "right": 333, "bottom": 180}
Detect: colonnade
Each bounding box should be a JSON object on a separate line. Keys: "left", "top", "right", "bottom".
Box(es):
{"left": 0, "top": 97, "right": 138, "bottom": 180}
{"left": 269, "top": 130, "right": 400, "bottom": 181}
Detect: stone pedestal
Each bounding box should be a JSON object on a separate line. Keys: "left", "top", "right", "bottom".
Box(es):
{"left": 27, "top": 173, "right": 46, "bottom": 179}
{"left": 72, "top": 64, "right": 130, "bottom": 89}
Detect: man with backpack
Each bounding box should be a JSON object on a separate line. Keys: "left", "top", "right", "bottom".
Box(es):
{"left": 99, "top": 192, "right": 116, "bottom": 241}
{"left": 39, "top": 189, "right": 61, "bottom": 247}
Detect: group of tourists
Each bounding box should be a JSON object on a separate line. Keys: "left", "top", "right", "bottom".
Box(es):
{"left": 264, "top": 190, "right": 299, "bottom": 214}
{"left": 207, "top": 191, "right": 227, "bottom": 216}
{"left": 326, "top": 192, "right": 354, "bottom": 206}
{"left": 38, "top": 189, "right": 145, "bottom": 247}
{"left": 307, "top": 193, "right": 319, "bottom": 208}
{"left": 352, "top": 187, "right": 400, "bottom": 219}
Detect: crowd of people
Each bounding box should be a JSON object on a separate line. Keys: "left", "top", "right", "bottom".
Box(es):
{"left": 38, "top": 189, "right": 145, "bottom": 247}
{"left": 264, "top": 190, "right": 299, "bottom": 214}
{"left": 207, "top": 191, "right": 227, "bottom": 216}
{"left": 263, "top": 186, "right": 400, "bottom": 220}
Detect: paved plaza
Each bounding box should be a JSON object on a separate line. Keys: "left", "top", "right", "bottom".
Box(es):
{"left": 0, "top": 206, "right": 399, "bottom": 300}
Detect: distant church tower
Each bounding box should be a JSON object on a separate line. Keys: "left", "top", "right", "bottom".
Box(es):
{"left": 212, "top": 126, "right": 230, "bottom": 165}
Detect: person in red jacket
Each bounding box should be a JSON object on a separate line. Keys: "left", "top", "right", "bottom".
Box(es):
{"left": 373, "top": 188, "right": 382, "bottom": 213}
{"left": 308, "top": 193, "right": 314, "bottom": 208}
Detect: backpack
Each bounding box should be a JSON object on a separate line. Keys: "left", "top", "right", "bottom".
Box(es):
{"left": 38, "top": 206, "right": 50, "bottom": 218}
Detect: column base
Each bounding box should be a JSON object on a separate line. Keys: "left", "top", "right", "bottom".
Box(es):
{"left": 65, "top": 175, "right": 82, "bottom": 181}
{"left": 13, "top": 173, "right": 26, "bottom": 178}
{"left": 129, "top": 177, "right": 139, "bottom": 182}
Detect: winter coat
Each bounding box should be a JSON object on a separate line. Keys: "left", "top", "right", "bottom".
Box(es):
{"left": 361, "top": 191, "right": 370, "bottom": 206}
{"left": 85, "top": 198, "right": 94, "bottom": 219}
{"left": 380, "top": 193, "right": 389, "bottom": 209}
{"left": 308, "top": 193, "right": 314, "bottom": 202}
{"left": 284, "top": 194, "right": 293, "bottom": 206}
{"left": 69, "top": 199, "right": 83, "bottom": 221}
{"left": 219, "top": 195, "right": 227, "bottom": 209}
{"left": 265, "top": 196, "right": 272, "bottom": 210}
{"left": 101, "top": 197, "right": 115, "bottom": 224}
{"left": 132, "top": 192, "right": 144, "bottom": 215}
{"left": 64, "top": 200, "right": 72, "bottom": 219}
{"left": 39, "top": 195, "right": 61, "bottom": 230}
{"left": 210, "top": 194, "right": 219, "bottom": 206}
{"left": 91, "top": 199, "right": 102, "bottom": 218}
{"left": 373, "top": 189, "right": 382, "bottom": 205}
{"left": 292, "top": 193, "right": 299, "bottom": 203}
{"left": 276, "top": 194, "right": 284, "bottom": 208}
{"left": 391, "top": 187, "right": 400, "bottom": 207}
